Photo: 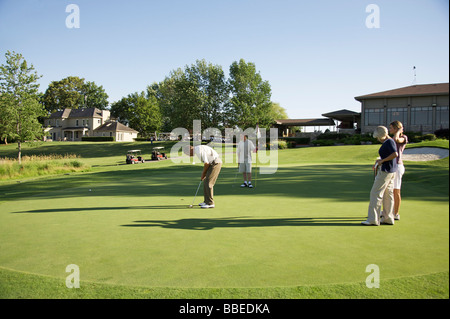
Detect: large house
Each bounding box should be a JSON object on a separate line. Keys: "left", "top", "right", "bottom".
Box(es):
{"left": 44, "top": 108, "right": 138, "bottom": 142}
{"left": 355, "top": 83, "right": 449, "bottom": 134}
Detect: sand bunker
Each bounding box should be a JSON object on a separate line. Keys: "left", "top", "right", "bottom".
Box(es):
{"left": 402, "top": 147, "right": 449, "bottom": 161}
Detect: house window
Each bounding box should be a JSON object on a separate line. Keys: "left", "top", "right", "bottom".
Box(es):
{"left": 387, "top": 108, "right": 408, "bottom": 126}
{"left": 364, "top": 108, "right": 384, "bottom": 126}
{"left": 411, "top": 107, "right": 432, "bottom": 125}
{"left": 436, "top": 106, "right": 449, "bottom": 128}
{"left": 76, "top": 120, "right": 79, "bottom": 126}
{"left": 56, "top": 120, "right": 59, "bottom": 127}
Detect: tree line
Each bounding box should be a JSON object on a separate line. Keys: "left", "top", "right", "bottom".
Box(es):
{"left": 109, "top": 59, "right": 288, "bottom": 135}
{"left": 1, "top": 51, "right": 288, "bottom": 161}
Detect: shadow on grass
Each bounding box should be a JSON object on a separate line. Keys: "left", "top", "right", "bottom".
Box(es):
{"left": 121, "top": 216, "right": 364, "bottom": 230}
{"left": 2, "top": 165, "right": 372, "bottom": 201}
{"left": 12, "top": 205, "right": 190, "bottom": 213}
{"left": 2, "top": 162, "right": 448, "bottom": 204}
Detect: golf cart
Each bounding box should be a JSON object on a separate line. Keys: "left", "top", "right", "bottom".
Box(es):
{"left": 126, "top": 150, "right": 145, "bottom": 164}
{"left": 151, "top": 146, "right": 168, "bottom": 161}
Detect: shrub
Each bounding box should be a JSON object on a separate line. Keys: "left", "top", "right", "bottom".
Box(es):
{"left": 434, "top": 128, "right": 449, "bottom": 140}
{"left": 287, "top": 141, "right": 297, "bottom": 148}
{"left": 70, "top": 160, "right": 83, "bottom": 168}
{"left": 404, "top": 131, "right": 423, "bottom": 143}
{"left": 81, "top": 136, "right": 115, "bottom": 142}
{"left": 360, "top": 133, "right": 378, "bottom": 143}
{"left": 312, "top": 139, "right": 335, "bottom": 146}
{"left": 421, "top": 134, "right": 437, "bottom": 141}
{"left": 316, "top": 133, "right": 351, "bottom": 141}
{"left": 282, "top": 137, "right": 311, "bottom": 145}
{"left": 277, "top": 140, "right": 288, "bottom": 149}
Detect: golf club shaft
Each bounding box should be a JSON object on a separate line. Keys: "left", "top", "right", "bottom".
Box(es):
{"left": 191, "top": 180, "right": 202, "bottom": 206}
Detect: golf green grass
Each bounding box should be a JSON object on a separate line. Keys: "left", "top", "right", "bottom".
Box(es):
{"left": 0, "top": 140, "right": 448, "bottom": 298}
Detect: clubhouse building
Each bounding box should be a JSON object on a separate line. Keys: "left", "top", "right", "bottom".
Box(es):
{"left": 355, "top": 83, "right": 449, "bottom": 134}
{"left": 275, "top": 82, "right": 449, "bottom": 137}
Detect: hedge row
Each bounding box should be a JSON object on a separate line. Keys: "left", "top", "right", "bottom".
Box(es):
{"left": 81, "top": 136, "right": 115, "bottom": 142}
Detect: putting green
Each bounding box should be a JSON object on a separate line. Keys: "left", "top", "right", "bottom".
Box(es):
{"left": 0, "top": 152, "right": 448, "bottom": 289}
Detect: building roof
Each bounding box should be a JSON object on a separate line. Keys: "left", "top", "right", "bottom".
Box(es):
{"left": 274, "top": 118, "right": 335, "bottom": 127}
{"left": 354, "top": 83, "right": 449, "bottom": 101}
{"left": 49, "top": 109, "right": 71, "bottom": 119}
{"left": 322, "top": 109, "right": 360, "bottom": 117}
{"left": 94, "top": 121, "right": 138, "bottom": 133}
{"left": 322, "top": 109, "right": 361, "bottom": 122}
{"left": 48, "top": 108, "right": 104, "bottom": 119}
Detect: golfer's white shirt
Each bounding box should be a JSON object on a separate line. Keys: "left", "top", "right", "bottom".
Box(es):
{"left": 194, "top": 145, "right": 220, "bottom": 164}
{"left": 237, "top": 140, "right": 255, "bottom": 163}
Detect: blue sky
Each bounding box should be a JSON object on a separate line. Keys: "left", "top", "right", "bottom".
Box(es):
{"left": 0, "top": 0, "right": 448, "bottom": 119}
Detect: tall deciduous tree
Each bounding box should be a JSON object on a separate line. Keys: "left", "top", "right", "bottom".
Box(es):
{"left": 227, "top": 59, "right": 273, "bottom": 130}
{"left": 154, "top": 60, "right": 229, "bottom": 131}
{"left": 110, "top": 91, "right": 162, "bottom": 138}
{"left": 271, "top": 102, "right": 289, "bottom": 120}
{"left": 184, "top": 60, "right": 229, "bottom": 129}
{"left": 82, "top": 80, "right": 109, "bottom": 110}
{"left": 0, "top": 51, "right": 46, "bottom": 163}
{"left": 42, "top": 76, "right": 109, "bottom": 113}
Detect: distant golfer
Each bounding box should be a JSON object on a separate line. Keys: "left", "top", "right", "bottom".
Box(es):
{"left": 237, "top": 134, "right": 256, "bottom": 188}
{"left": 185, "top": 144, "right": 222, "bottom": 209}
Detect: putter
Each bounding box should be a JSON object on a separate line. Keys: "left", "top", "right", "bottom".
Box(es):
{"left": 373, "top": 162, "right": 379, "bottom": 180}
{"left": 189, "top": 180, "right": 202, "bottom": 208}
{"left": 373, "top": 157, "right": 380, "bottom": 180}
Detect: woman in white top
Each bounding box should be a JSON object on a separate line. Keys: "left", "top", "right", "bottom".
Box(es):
{"left": 389, "top": 121, "right": 408, "bottom": 220}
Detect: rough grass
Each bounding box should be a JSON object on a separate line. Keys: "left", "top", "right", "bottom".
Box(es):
{"left": 0, "top": 266, "right": 447, "bottom": 299}
{"left": 0, "top": 154, "right": 90, "bottom": 180}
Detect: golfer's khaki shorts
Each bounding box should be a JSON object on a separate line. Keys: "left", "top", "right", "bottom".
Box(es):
{"left": 239, "top": 162, "right": 252, "bottom": 173}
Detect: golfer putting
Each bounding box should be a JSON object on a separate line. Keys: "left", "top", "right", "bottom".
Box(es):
{"left": 184, "top": 144, "right": 222, "bottom": 209}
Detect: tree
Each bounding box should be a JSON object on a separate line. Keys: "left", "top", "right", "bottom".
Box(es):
{"left": 154, "top": 60, "right": 229, "bottom": 131}
{"left": 151, "top": 70, "right": 181, "bottom": 131}
{"left": 0, "top": 51, "right": 46, "bottom": 163}
{"left": 42, "top": 76, "right": 109, "bottom": 113}
{"left": 0, "top": 93, "right": 11, "bottom": 144}
{"left": 271, "top": 102, "right": 289, "bottom": 120}
{"left": 83, "top": 81, "right": 109, "bottom": 110}
{"left": 184, "top": 60, "right": 229, "bottom": 129}
{"left": 110, "top": 91, "right": 162, "bottom": 137}
{"left": 228, "top": 59, "right": 274, "bottom": 130}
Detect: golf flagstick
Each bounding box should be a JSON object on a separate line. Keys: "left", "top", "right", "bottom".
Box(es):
{"left": 254, "top": 124, "right": 261, "bottom": 189}
{"left": 254, "top": 149, "right": 257, "bottom": 189}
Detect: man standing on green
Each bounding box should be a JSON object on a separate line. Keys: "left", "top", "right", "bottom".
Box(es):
{"left": 185, "top": 144, "right": 222, "bottom": 209}
{"left": 237, "top": 134, "right": 256, "bottom": 188}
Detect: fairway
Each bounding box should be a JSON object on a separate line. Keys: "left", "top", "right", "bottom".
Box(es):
{"left": 0, "top": 142, "right": 448, "bottom": 297}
